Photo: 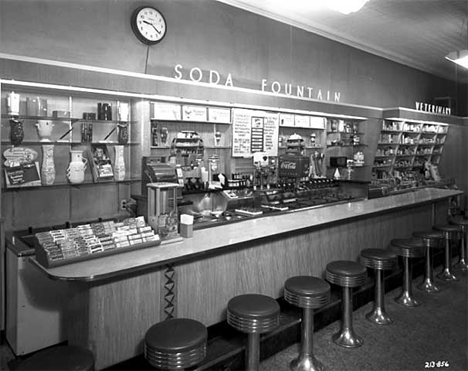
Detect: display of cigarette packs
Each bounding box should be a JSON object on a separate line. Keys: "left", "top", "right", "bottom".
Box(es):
{"left": 35, "top": 216, "right": 161, "bottom": 268}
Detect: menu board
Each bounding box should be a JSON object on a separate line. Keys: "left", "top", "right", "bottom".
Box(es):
{"left": 232, "top": 109, "right": 279, "bottom": 157}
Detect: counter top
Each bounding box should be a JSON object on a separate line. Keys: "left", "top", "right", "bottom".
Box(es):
{"left": 30, "top": 188, "right": 463, "bottom": 282}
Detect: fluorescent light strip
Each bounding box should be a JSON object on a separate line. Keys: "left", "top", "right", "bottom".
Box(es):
{"left": 445, "top": 50, "right": 468, "bottom": 69}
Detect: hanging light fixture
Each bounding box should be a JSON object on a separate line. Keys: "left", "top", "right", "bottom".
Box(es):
{"left": 446, "top": 18, "right": 468, "bottom": 69}
{"left": 326, "top": 0, "right": 370, "bottom": 15}
{"left": 445, "top": 50, "right": 468, "bottom": 69}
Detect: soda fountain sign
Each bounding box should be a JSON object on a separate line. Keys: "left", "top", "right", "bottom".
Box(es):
{"left": 173, "top": 64, "right": 341, "bottom": 103}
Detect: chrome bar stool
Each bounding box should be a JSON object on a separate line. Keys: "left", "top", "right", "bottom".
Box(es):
{"left": 227, "top": 294, "right": 280, "bottom": 371}
{"left": 390, "top": 238, "right": 426, "bottom": 307}
{"left": 325, "top": 260, "right": 367, "bottom": 348}
{"left": 360, "top": 248, "right": 398, "bottom": 325}
{"left": 450, "top": 216, "right": 468, "bottom": 271}
{"left": 16, "top": 345, "right": 95, "bottom": 371}
{"left": 284, "top": 276, "right": 331, "bottom": 371}
{"left": 413, "top": 230, "right": 444, "bottom": 293}
{"left": 434, "top": 224, "right": 461, "bottom": 282}
{"left": 144, "top": 318, "right": 208, "bottom": 370}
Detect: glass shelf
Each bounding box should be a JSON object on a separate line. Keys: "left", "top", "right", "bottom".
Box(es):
{"left": 3, "top": 177, "right": 141, "bottom": 191}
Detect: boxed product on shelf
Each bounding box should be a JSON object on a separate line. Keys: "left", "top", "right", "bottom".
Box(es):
{"left": 34, "top": 216, "right": 161, "bottom": 268}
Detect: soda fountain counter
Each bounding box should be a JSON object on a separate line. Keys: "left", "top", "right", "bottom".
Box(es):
{"left": 28, "top": 187, "right": 463, "bottom": 370}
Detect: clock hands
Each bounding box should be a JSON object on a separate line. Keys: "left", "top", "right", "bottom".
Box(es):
{"left": 142, "top": 20, "right": 161, "bottom": 34}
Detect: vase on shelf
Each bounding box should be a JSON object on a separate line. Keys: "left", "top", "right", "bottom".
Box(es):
{"left": 10, "top": 119, "right": 24, "bottom": 146}
{"left": 41, "top": 144, "right": 55, "bottom": 185}
{"left": 114, "top": 145, "right": 125, "bottom": 181}
{"left": 36, "top": 120, "right": 54, "bottom": 142}
{"left": 67, "top": 150, "right": 88, "bottom": 184}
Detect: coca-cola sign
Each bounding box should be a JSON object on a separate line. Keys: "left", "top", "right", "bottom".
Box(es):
{"left": 280, "top": 161, "right": 297, "bottom": 170}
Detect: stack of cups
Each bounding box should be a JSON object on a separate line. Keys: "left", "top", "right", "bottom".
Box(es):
{"left": 180, "top": 214, "right": 194, "bottom": 238}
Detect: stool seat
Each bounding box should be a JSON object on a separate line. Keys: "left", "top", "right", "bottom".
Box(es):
{"left": 450, "top": 216, "right": 468, "bottom": 227}
{"left": 391, "top": 238, "right": 424, "bottom": 307}
{"left": 390, "top": 238, "right": 426, "bottom": 258}
{"left": 326, "top": 260, "right": 367, "bottom": 287}
{"left": 435, "top": 224, "right": 462, "bottom": 233}
{"left": 227, "top": 294, "right": 280, "bottom": 334}
{"left": 284, "top": 276, "right": 331, "bottom": 309}
{"left": 326, "top": 260, "right": 366, "bottom": 348}
{"left": 145, "top": 318, "right": 207, "bottom": 370}
{"left": 413, "top": 230, "right": 444, "bottom": 242}
{"left": 227, "top": 294, "right": 280, "bottom": 371}
{"left": 284, "top": 276, "right": 330, "bottom": 371}
{"left": 360, "top": 248, "right": 398, "bottom": 270}
{"left": 145, "top": 318, "right": 207, "bottom": 353}
{"left": 16, "top": 345, "right": 94, "bottom": 371}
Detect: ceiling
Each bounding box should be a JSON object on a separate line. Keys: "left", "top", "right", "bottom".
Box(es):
{"left": 217, "top": 0, "right": 468, "bottom": 83}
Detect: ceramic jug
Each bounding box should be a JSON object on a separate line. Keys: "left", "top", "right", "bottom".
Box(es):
{"left": 36, "top": 120, "right": 54, "bottom": 142}
{"left": 67, "top": 150, "right": 88, "bottom": 184}
{"left": 10, "top": 119, "right": 24, "bottom": 146}
{"left": 114, "top": 145, "right": 126, "bottom": 181}
{"left": 41, "top": 144, "right": 55, "bottom": 185}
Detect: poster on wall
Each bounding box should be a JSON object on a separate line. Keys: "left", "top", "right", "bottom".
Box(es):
{"left": 232, "top": 109, "right": 279, "bottom": 157}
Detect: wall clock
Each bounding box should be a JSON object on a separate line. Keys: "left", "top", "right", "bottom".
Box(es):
{"left": 131, "top": 6, "right": 167, "bottom": 45}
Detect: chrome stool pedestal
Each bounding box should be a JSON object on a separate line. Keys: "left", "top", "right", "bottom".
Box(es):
{"left": 144, "top": 318, "right": 208, "bottom": 371}
{"left": 227, "top": 294, "right": 280, "bottom": 371}
{"left": 413, "top": 230, "right": 444, "bottom": 293}
{"left": 390, "top": 238, "right": 426, "bottom": 307}
{"left": 284, "top": 276, "right": 330, "bottom": 371}
{"left": 435, "top": 224, "right": 461, "bottom": 282}
{"left": 360, "top": 249, "right": 398, "bottom": 325}
{"left": 450, "top": 216, "right": 468, "bottom": 271}
{"left": 326, "top": 261, "right": 367, "bottom": 348}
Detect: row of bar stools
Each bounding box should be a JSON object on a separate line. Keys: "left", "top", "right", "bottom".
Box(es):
{"left": 227, "top": 294, "right": 280, "bottom": 371}
{"left": 450, "top": 216, "right": 468, "bottom": 271}
{"left": 325, "top": 261, "right": 367, "bottom": 348}
{"left": 390, "top": 238, "right": 426, "bottom": 307}
{"left": 434, "top": 224, "right": 461, "bottom": 282}
{"left": 413, "top": 230, "right": 444, "bottom": 293}
{"left": 360, "top": 248, "right": 398, "bottom": 325}
{"left": 145, "top": 318, "right": 207, "bottom": 370}
{"left": 284, "top": 276, "right": 330, "bottom": 371}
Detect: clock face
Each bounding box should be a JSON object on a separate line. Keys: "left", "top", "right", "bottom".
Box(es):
{"left": 131, "top": 6, "right": 167, "bottom": 45}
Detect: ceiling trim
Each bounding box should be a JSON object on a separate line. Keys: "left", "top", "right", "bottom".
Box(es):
{"left": 217, "top": 0, "right": 465, "bottom": 83}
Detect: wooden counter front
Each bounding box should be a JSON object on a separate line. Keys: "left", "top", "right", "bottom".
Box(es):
{"left": 29, "top": 188, "right": 462, "bottom": 369}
